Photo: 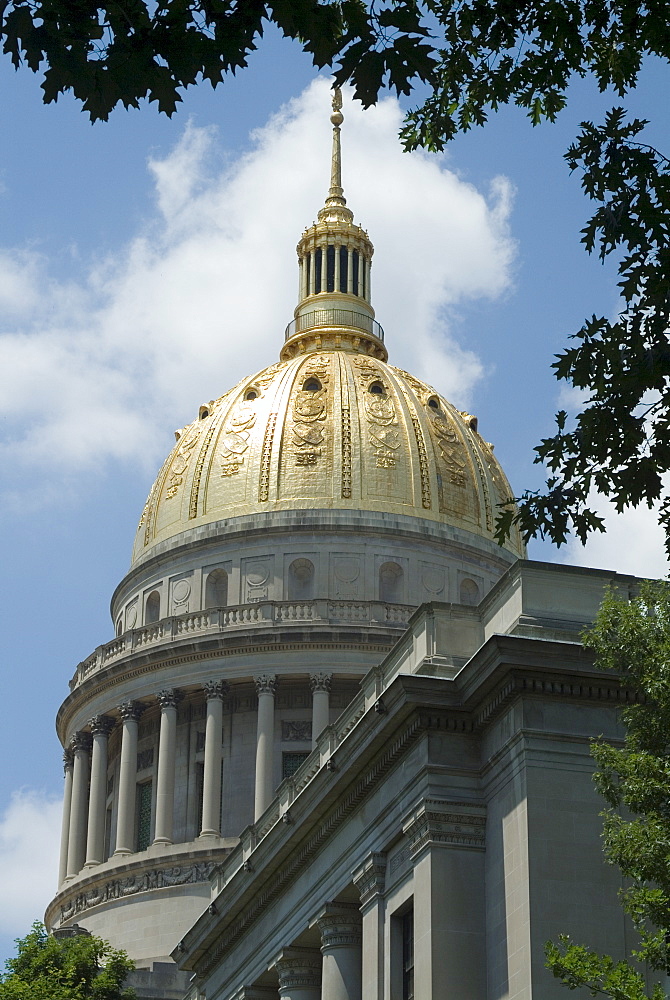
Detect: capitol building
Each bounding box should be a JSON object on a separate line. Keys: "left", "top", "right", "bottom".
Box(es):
{"left": 46, "top": 93, "right": 648, "bottom": 1000}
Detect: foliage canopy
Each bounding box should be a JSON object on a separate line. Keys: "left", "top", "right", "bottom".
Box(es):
{"left": 546, "top": 581, "right": 670, "bottom": 999}
{"left": 2, "top": 0, "right": 670, "bottom": 550}
{"left": 0, "top": 923, "right": 135, "bottom": 1000}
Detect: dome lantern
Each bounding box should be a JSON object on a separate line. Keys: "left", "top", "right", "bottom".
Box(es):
{"left": 282, "top": 88, "right": 385, "bottom": 362}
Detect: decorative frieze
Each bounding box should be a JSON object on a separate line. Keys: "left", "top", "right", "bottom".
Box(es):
{"left": 59, "top": 860, "right": 217, "bottom": 921}
{"left": 353, "top": 851, "right": 386, "bottom": 908}
{"left": 403, "top": 798, "right": 486, "bottom": 858}
{"left": 282, "top": 720, "right": 312, "bottom": 742}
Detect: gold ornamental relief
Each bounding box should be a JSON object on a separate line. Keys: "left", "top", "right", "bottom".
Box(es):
{"left": 218, "top": 399, "right": 258, "bottom": 477}
{"left": 429, "top": 411, "right": 468, "bottom": 487}
{"left": 164, "top": 422, "right": 202, "bottom": 500}
{"left": 353, "top": 358, "right": 402, "bottom": 470}
{"left": 290, "top": 357, "right": 331, "bottom": 466}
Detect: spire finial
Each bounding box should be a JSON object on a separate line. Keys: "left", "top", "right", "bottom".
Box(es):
{"left": 326, "top": 86, "right": 345, "bottom": 207}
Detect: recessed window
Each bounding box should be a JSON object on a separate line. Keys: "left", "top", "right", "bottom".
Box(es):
{"left": 145, "top": 591, "right": 161, "bottom": 624}
{"left": 427, "top": 396, "right": 440, "bottom": 410}
{"left": 205, "top": 569, "right": 228, "bottom": 609}
{"left": 245, "top": 389, "right": 258, "bottom": 401}
{"left": 283, "top": 752, "right": 310, "bottom": 780}
{"left": 303, "top": 378, "right": 322, "bottom": 392}
{"left": 199, "top": 406, "right": 210, "bottom": 420}
{"left": 369, "top": 381, "right": 385, "bottom": 395}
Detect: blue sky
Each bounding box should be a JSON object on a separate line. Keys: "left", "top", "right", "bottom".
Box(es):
{"left": 0, "top": 28, "right": 668, "bottom": 963}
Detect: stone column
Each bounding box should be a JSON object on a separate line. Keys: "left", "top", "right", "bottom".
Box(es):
{"left": 254, "top": 674, "right": 277, "bottom": 820}
{"left": 347, "top": 250, "right": 354, "bottom": 295}
{"left": 353, "top": 853, "right": 386, "bottom": 1000}
{"left": 66, "top": 732, "right": 92, "bottom": 878}
{"left": 85, "top": 715, "right": 115, "bottom": 867}
{"left": 58, "top": 749, "right": 74, "bottom": 885}
{"left": 154, "top": 688, "right": 181, "bottom": 846}
{"left": 200, "top": 680, "right": 229, "bottom": 837}
{"left": 114, "top": 701, "right": 144, "bottom": 856}
{"left": 309, "top": 672, "right": 332, "bottom": 747}
{"left": 317, "top": 902, "right": 362, "bottom": 1000}
{"left": 275, "top": 947, "right": 322, "bottom": 1000}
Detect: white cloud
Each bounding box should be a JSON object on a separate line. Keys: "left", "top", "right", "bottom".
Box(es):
{"left": 0, "top": 78, "right": 515, "bottom": 500}
{"left": 562, "top": 493, "right": 669, "bottom": 579}
{"left": 0, "top": 790, "right": 62, "bottom": 936}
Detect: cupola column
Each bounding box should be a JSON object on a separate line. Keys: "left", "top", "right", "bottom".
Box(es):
{"left": 113, "top": 701, "right": 144, "bottom": 856}
{"left": 310, "top": 672, "right": 332, "bottom": 746}
{"left": 154, "top": 688, "right": 181, "bottom": 846}
{"left": 275, "top": 947, "right": 322, "bottom": 1000}
{"left": 254, "top": 674, "right": 277, "bottom": 820}
{"left": 66, "top": 731, "right": 92, "bottom": 878}
{"left": 58, "top": 749, "right": 74, "bottom": 885}
{"left": 317, "top": 902, "right": 363, "bottom": 1000}
{"left": 85, "top": 715, "right": 115, "bottom": 867}
{"left": 200, "top": 680, "right": 229, "bottom": 837}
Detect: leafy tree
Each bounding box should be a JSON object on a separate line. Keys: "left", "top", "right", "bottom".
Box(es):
{"left": 2, "top": 0, "right": 670, "bottom": 550}
{"left": 545, "top": 581, "right": 670, "bottom": 999}
{"left": 0, "top": 923, "right": 135, "bottom": 1000}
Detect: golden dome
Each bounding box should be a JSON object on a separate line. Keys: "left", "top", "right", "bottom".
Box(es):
{"left": 132, "top": 350, "right": 524, "bottom": 565}
{"left": 131, "top": 90, "right": 525, "bottom": 567}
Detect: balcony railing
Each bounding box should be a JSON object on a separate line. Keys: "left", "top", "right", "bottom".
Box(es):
{"left": 284, "top": 309, "right": 384, "bottom": 342}
{"left": 71, "top": 599, "right": 414, "bottom": 689}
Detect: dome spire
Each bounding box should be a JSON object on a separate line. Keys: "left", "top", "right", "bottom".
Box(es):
{"left": 281, "top": 86, "right": 386, "bottom": 363}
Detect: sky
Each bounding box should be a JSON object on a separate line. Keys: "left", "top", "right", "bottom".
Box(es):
{"left": 0, "top": 26, "right": 669, "bottom": 965}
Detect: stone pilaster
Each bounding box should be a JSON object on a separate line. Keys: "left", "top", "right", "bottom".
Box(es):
{"left": 353, "top": 852, "right": 386, "bottom": 1000}
{"left": 254, "top": 674, "right": 277, "bottom": 820}
{"left": 200, "top": 680, "right": 229, "bottom": 837}
{"left": 154, "top": 689, "right": 181, "bottom": 846}
{"left": 402, "top": 799, "right": 486, "bottom": 1000}
{"left": 85, "top": 715, "right": 115, "bottom": 867}
{"left": 309, "top": 672, "right": 332, "bottom": 746}
{"left": 114, "top": 701, "right": 145, "bottom": 856}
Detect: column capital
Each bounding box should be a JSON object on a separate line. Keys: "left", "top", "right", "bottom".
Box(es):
{"left": 254, "top": 673, "right": 277, "bottom": 696}
{"left": 203, "top": 679, "right": 230, "bottom": 701}
{"left": 62, "top": 748, "right": 74, "bottom": 771}
{"left": 275, "top": 947, "right": 322, "bottom": 992}
{"left": 317, "top": 901, "right": 362, "bottom": 950}
{"left": 118, "top": 700, "right": 145, "bottom": 723}
{"left": 402, "top": 798, "right": 486, "bottom": 859}
{"left": 70, "top": 731, "right": 92, "bottom": 755}
{"left": 310, "top": 671, "right": 332, "bottom": 693}
{"left": 157, "top": 688, "right": 182, "bottom": 710}
{"left": 88, "top": 714, "right": 115, "bottom": 738}
{"left": 353, "top": 851, "right": 387, "bottom": 907}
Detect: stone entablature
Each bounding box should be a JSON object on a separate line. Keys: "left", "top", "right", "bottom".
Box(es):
{"left": 71, "top": 600, "right": 414, "bottom": 690}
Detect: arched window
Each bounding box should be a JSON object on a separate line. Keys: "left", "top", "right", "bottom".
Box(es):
{"left": 460, "top": 578, "right": 480, "bottom": 606}
{"left": 116, "top": 616, "right": 123, "bottom": 637}
{"left": 145, "top": 591, "right": 161, "bottom": 624}
{"left": 379, "top": 561, "right": 403, "bottom": 603}
{"left": 303, "top": 377, "right": 322, "bottom": 392}
{"left": 287, "top": 559, "right": 315, "bottom": 601}
{"left": 205, "top": 569, "right": 228, "bottom": 609}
